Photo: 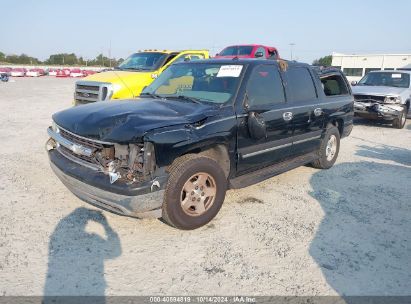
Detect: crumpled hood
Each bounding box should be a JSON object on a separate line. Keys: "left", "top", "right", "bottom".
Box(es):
{"left": 52, "top": 99, "right": 218, "bottom": 143}
{"left": 352, "top": 85, "right": 407, "bottom": 97}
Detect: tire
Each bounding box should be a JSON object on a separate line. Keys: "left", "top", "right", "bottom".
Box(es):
{"left": 161, "top": 154, "right": 227, "bottom": 230}
{"left": 311, "top": 125, "right": 340, "bottom": 169}
{"left": 392, "top": 107, "right": 407, "bottom": 129}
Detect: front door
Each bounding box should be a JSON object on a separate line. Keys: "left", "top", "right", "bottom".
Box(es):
{"left": 237, "top": 64, "right": 293, "bottom": 174}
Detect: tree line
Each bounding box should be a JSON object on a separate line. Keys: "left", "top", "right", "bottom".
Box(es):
{"left": 0, "top": 51, "right": 124, "bottom": 67}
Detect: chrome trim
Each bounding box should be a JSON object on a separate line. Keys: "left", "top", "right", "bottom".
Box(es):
{"left": 242, "top": 142, "right": 292, "bottom": 159}
{"left": 56, "top": 124, "right": 114, "bottom": 145}
{"left": 293, "top": 135, "right": 321, "bottom": 145}
{"left": 48, "top": 127, "right": 95, "bottom": 157}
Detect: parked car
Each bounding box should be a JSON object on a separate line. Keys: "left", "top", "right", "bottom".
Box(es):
{"left": 214, "top": 44, "right": 280, "bottom": 60}
{"left": 0, "top": 67, "right": 12, "bottom": 75}
{"left": 81, "top": 70, "right": 96, "bottom": 77}
{"left": 46, "top": 59, "right": 353, "bottom": 229}
{"left": 69, "top": 68, "right": 84, "bottom": 78}
{"left": 73, "top": 49, "right": 209, "bottom": 105}
{"left": 352, "top": 70, "right": 411, "bottom": 128}
{"left": 10, "top": 68, "right": 27, "bottom": 77}
{"left": 48, "top": 69, "right": 58, "bottom": 76}
{"left": 26, "top": 68, "right": 45, "bottom": 77}
{"left": 56, "top": 69, "right": 71, "bottom": 77}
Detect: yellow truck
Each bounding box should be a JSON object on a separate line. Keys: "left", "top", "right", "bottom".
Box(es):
{"left": 74, "top": 49, "right": 209, "bottom": 105}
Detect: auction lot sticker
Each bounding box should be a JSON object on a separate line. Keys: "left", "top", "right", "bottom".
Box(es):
{"left": 217, "top": 65, "right": 243, "bottom": 77}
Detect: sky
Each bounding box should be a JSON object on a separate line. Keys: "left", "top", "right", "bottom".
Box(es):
{"left": 1, "top": 0, "right": 411, "bottom": 64}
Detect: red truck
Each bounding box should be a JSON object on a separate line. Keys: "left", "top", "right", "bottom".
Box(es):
{"left": 214, "top": 44, "right": 280, "bottom": 59}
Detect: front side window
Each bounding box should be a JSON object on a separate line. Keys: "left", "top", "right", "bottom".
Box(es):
{"left": 219, "top": 46, "right": 254, "bottom": 56}
{"left": 141, "top": 63, "right": 243, "bottom": 104}
{"left": 246, "top": 65, "right": 285, "bottom": 107}
{"left": 116, "top": 52, "right": 167, "bottom": 71}
{"left": 255, "top": 47, "right": 266, "bottom": 58}
{"left": 285, "top": 67, "right": 317, "bottom": 103}
{"left": 358, "top": 72, "right": 410, "bottom": 88}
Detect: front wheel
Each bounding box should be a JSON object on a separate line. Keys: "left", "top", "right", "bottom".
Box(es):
{"left": 311, "top": 125, "right": 340, "bottom": 169}
{"left": 161, "top": 155, "right": 227, "bottom": 230}
{"left": 392, "top": 107, "right": 407, "bottom": 129}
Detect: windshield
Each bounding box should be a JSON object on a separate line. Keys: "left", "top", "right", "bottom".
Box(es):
{"left": 358, "top": 72, "right": 410, "bottom": 88}
{"left": 116, "top": 52, "right": 168, "bottom": 71}
{"left": 141, "top": 63, "right": 244, "bottom": 104}
{"left": 219, "top": 46, "right": 254, "bottom": 56}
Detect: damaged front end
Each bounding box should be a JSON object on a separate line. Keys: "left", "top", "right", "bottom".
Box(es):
{"left": 354, "top": 95, "right": 405, "bottom": 119}
{"left": 46, "top": 122, "right": 167, "bottom": 218}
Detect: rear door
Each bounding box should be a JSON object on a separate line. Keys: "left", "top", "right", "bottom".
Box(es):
{"left": 283, "top": 66, "right": 324, "bottom": 156}
{"left": 237, "top": 64, "right": 293, "bottom": 174}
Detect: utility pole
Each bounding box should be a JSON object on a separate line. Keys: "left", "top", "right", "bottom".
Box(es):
{"left": 289, "top": 43, "right": 295, "bottom": 61}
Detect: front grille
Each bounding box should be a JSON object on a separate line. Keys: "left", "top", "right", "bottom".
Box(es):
{"left": 56, "top": 127, "right": 112, "bottom": 169}
{"left": 354, "top": 94, "right": 385, "bottom": 102}
{"left": 75, "top": 81, "right": 112, "bottom": 104}
{"left": 59, "top": 128, "right": 104, "bottom": 150}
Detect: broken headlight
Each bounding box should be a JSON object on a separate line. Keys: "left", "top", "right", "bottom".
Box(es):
{"left": 384, "top": 96, "right": 402, "bottom": 104}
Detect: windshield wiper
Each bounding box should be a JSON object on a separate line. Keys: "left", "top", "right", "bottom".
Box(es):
{"left": 140, "top": 92, "right": 164, "bottom": 99}
{"left": 165, "top": 95, "right": 203, "bottom": 104}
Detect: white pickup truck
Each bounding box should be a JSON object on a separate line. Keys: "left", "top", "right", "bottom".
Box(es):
{"left": 352, "top": 70, "right": 411, "bottom": 128}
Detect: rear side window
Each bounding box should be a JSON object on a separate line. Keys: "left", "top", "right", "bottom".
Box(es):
{"left": 286, "top": 67, "right": 317, "bottom": 103}
{"left": 321, "top": 74, "right": 349, "bottom": 96}
{"left": 247, "top": 65, "right": 285, "bottom": 107}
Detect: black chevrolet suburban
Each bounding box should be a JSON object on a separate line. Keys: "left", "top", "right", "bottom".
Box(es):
{"left": 46, "top": 59, "right": 354, "bottom": 230}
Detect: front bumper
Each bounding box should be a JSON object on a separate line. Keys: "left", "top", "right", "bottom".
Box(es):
{"left": 354, "top": 102, "right": 404, "bottom": 119}
{"left": 48, "top": 148, "right": 168, "bottom": 218}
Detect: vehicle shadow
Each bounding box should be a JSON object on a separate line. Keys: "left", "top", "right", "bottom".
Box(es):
{"left": 43, "top": 207, "right": 121, "bottom": 303}
{"left": 309, "top": 161, "right": 411, "bottom": 299}
{"left": 355, "top": 144, "right": 411, "bottom": 166}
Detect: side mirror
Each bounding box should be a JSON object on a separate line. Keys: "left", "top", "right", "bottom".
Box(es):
{"left": 351, "top": 81, "right": 358, "bottom": 86}
{"left": 248, "top": 112, "right": 266, "bottom": 140}
{"left": 215, "top": 53, "right": 219, "bottom": 56}
{"left": 255, "top": 51, "right": 264, "bottom": 58}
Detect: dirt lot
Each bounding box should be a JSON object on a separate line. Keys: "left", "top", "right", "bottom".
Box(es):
{"left": 0, "top": 77, "right": 410, "bottom": 296}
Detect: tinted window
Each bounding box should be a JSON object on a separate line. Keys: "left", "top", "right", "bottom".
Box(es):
{"left": 286, "top": 67, "right": 317, "bottom": 102}
{"left": 220, "top": 46, "right": 254, "bottom": 56}
{"left": 247, "top": 65, "right": 285, "bottom": 107}
{"left": 321, "top": 74, "right": 349, "bottom": 96}
{"left": 117, "top": 52, "right": 167, "bottom": 71}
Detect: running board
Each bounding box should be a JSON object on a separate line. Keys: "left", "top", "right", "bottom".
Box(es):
{"left": 229, "top": 152, "right": 318, "bottom": 189}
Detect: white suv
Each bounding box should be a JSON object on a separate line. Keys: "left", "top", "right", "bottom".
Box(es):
{"left": 352, "top": 70, "right": 411, "bottom": 128}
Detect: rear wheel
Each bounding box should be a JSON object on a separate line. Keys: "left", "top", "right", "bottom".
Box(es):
{"left": 162, "top": 155, "right": 227, "bottom": 230}
{"left": 311, "top": 125, "right": 340, "bottom": 169}
{"left": 392, "top": 107, "right": 407, "bottom": 129}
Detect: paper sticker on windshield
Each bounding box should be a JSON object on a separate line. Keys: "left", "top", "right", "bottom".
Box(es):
{"left": 392, "top": 74, "right": 402, "bottom": 78}
{"left": 217, "top": 65, "right": 243, "bottom": 77}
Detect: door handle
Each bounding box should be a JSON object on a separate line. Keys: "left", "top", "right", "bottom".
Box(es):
{"left": 283, "top": 112, "right": 293, "bottom": 121}
{"left": 314, "top": 108, "right": 323, "bottom": 117}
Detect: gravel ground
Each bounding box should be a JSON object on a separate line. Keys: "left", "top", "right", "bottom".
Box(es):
{"left": 0, "top": 77, "right": 410, "bottom": 296}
